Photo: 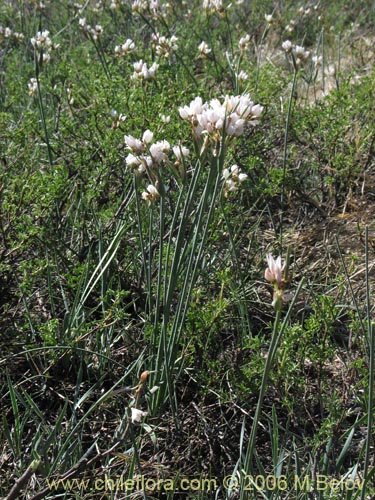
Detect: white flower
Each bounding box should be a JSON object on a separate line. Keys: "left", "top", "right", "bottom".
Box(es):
{"left": 160, "top": 114, "right": 170, "bottom": 124}
{"left": 238, "top": 34, "right": 251, "bottom": 51}
{"left": 264, "top": 254, "right": 292, "bottom": 310}
{"left": 295, "top": 45, "right": 310, "bottom": 59}
{"left": 173, "top": 145, "right": 190, "bottom": 161}
{"left": 179, "top": 94, "right": 263, "bottom": 141}
{"left": 152, "top": 32, "right": 178, "bottom": 58}
{"left": 265, "top": 14, "right": 273, "bottom": 24}
{"left": 131, "top": 60, "right": 159, "bottom": 81}
{"left": 147, "top": 62, "right": 159, "bottom": 79}
{"left": 203, "top": 0, "right": 223, "bottom": 12}
{"left": 94, "top": 25, "right": 103, "bottom": 37}
{"left": 131, "top": 408, "right": 148, "bottom": 424}
{"left": 237, "top": 70, "right": 249, "bottom": 82}
{"left": 132, "top": 0, "right": 148, "bottom": 12}
{"left": 126, "top": 153, "right": 142, "bottom": 168}
{"left": 125, "top": 135, "right": 145, "bottom": 153}
{"left": 198, "top": 41, "right": 211, "bottom": 56}
{"left": 282, "top": 40, "right": 293, "bottom": 53}
{"left": 142, "top": 129, "right": 154, "bottom": 144}
{"left": 115, "top": 38, "right": 135, "bottom": 57}
{"left": 28, "top": 78, "right": 38, "bottom": 96}
{"left": 31, "top": 30, "right": 52, "bottom": 49}
{"left": 141, "top": 184, "right": 159, "bottom": 204}
{"left": 312, "top": 55, "right": 322, "bottom": 67}
{"left": 150, "top": 140, "right": 170, "bottom": 163}
{"left": 179, "top": 96, "right": 205, "bottom": 120}
{"left": 222, "top": 164, "right": 248, "bottom": 195}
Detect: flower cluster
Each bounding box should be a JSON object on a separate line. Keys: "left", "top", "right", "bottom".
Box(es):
{"left": 132, "top": 0, "right": 166, "bottom": 18}
{"left": 152, "top": 32, "right": 178, "bottom": 59}
{"left": 31, "top": 30, "right": 52, "bottom": 49}
{"left": 312, "top": 55, "right": 323, "bottom": 68}
{"left": 125, "top": 129, "right": 171, "bottom": 172}
{"left": 238, "top": 34, "right": 251, "bottom": 51}
{"left": 202, "top": 0, "right": 224, "bottom": 13}
{"left": 294, "top": 45, "right": 310, "bottom": 64}
{"left": 160, "top": 114, "right": 170, "bottom": 124}
{"left": 78, "top": 18, "right": 103, "bottom": 40}
{"left": 115, "top": 38, "right": 135, "bottom": 57}
{"left": 179, "top": 94, "right": 263, "bottom": 143}
{"left": 282, "top": 41, "right": 310, "bottom": 66}
{"left": 132, "top": 0, "right": 150, "bottom": 12}
{"left": 265, "top": 254, "right": 292, "bottom": 310}
{"left": 237, "top": 70, "right": 249, "bottom": 83}
{"left": 222, "top": 164, "right": 248, "bottom": 196}
{"left": 0, "top": 26, "right": 24, "bottom": 42}
{"left": 30, "top": 30, "right": 59, "bottom": 64}
{"left": 131, "top": 59, "right": 159, "bottom": 81}
{"left": 125, "top": 130, "right": 190, "bottom": 203}
{"left": 141, "top": 184, "right": 160, "bottom": 205}
{"left": 109, "top": 0, "right": 125, "bottom": 9}
{"left": 285, "top": 19, "right": 296, "bottom": 33}
{"left": 28, "top": 78, "right": 38, "bottom": 96}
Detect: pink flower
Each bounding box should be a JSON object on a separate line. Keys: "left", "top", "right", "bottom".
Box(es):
{"left": 265, "top": 254, "right": 284, "bottom": 287}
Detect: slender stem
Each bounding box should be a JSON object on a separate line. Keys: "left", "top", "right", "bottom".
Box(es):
{"left": 321, "top": 28, "right": 325, "bottom": 94}
{"left": 255, "top": 26, "right": 269, "bottom": 92}
{"left": 243, "top": 308, "right": 282, "bottom": 474}
{"left": 35, "top": 56, "right": 54, "bottom": 167}
{"left": 153, "top": 194, "right": 165, "bottom": 333}
{"left": 241, "top": 278, "right": 305, "bottom": 492}
{"left": 361, "top": 227, "right": 374, "bottom": 500}
{"left": 279, "top": 68, "right": 297, "bottom": 254}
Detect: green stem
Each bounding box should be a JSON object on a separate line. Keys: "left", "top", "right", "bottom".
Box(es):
{"left": 361, "top": 227, "right": 374, "bottom": 500}
{"left": 255, "top": 26, "right": 269, "bottom": 92}
{"left": 279, "top": 68, "right": 297, "bottom": 254}
{"left": 241, "top": 278, "right": 305, "bottom": 492}
{"left": 35, "top": 56, "right": 54, "bottom": 167}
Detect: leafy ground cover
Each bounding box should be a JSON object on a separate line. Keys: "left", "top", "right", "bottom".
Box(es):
{"left": 1, "top": 0, "right": 375, "bottom": 499}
